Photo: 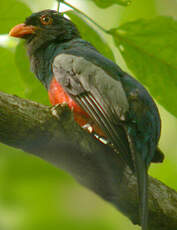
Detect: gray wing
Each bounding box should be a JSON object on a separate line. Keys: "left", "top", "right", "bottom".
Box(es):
{"left": 52, "top": 53, "right": 134, "bottom": 168}
{"left": 52, "top": 53, "right": 162, "bottom": 229}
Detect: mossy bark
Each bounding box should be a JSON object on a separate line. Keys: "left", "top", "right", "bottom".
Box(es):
{"left": 0, "top": 91, "right": 176, "bottom": 230}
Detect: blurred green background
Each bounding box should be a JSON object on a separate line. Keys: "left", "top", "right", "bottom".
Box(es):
{"left": 0, "top": 0, "right": 177, "bottom": 230}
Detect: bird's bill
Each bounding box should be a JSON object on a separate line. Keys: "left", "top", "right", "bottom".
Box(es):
{"left": 9, "top": 24, "right": 36, "bottom": 38}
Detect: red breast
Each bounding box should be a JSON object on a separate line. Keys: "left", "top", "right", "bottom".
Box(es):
{"left": 48, "top": 77, "right": 105, "bottom": 137}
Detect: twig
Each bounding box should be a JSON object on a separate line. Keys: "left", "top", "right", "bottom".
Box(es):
{"left": 62, "top": 1, "right": 108, "bottom": 33}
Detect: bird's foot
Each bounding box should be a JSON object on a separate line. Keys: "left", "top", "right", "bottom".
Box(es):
{"left": 50, "top": 104, "right": 61, "bottom": 118}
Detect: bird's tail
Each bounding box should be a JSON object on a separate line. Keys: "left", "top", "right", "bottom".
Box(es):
{"left": 135, "top": 151, "right": 148, "bottom": 230}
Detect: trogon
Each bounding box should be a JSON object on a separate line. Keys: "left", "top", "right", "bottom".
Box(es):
{"left": 9, "top": 10, "right": 164, "bottom": 230}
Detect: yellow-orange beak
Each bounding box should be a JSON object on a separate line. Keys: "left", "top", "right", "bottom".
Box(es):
{"left": 9, "top": 23, "right": 36, "bottom": 38}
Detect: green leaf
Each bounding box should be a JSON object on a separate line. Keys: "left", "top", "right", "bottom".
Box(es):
{"left": 21, "top": 0, "right": 54, "bottom": 11}
{"left": 90, "top": 0, "right": 132, "bottom": 8}
{"left": 15, "top": 42, "right": 49, "bottom": 104}
{"left": 0, "top": 47, "right": 25, "bottom": 96}
{"left": 0, "top": 0, "right": 32, "bottom": 34}
{"left": 65, "top": 11, "right": 115, "bottom": 62}
{"left": 110, "top": 17, "right": 177, "bottom": 118}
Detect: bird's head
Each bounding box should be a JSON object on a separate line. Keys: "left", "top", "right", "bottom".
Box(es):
{"left": 9, "top": 9, "right": 80, "bottom": 54}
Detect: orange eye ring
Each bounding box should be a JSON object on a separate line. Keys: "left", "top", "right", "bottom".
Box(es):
{"left": 40, "top": 15, "right": 53, "bottom": 25}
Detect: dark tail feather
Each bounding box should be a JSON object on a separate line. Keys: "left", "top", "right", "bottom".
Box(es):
{"left": 135, "top": 151, "right": 148, "bottom": 230}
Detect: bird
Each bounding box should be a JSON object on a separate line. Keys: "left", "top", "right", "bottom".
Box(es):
{"left": 9, "top": 9, "right": 164, "bottom": 230}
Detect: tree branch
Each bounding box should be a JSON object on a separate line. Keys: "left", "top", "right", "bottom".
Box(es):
{"left": 0, "top": 91, "right": 176, "bottom": 230}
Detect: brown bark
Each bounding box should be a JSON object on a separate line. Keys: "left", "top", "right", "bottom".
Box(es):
{"left": 0, "top": 91, "right": 176, "bottom": 230}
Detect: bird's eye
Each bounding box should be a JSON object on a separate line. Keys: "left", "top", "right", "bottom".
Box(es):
{"left": 40, "top": 15, "right": 53, "bottom": 25}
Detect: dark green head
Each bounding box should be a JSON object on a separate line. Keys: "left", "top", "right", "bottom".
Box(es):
{"left": 9, "top": 9, "right": 80, "bottom": 54}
